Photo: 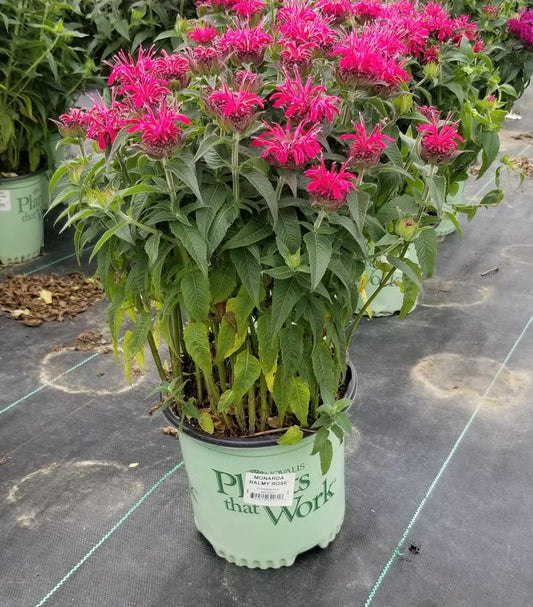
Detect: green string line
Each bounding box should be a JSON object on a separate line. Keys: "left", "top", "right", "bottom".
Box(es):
{"left": 0, "top": 352, "right": 100, "bottom": 415}
{"left": 33, "top": 460, "right": 184, "bottom": 607}
{"left": 26, "top": 252, "right": 77, "bottom": 275}
{"left": 364, "top": 312, "right": 533, "bottom": 607}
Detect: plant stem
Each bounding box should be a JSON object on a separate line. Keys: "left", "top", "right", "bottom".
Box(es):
{"left": 174, "top": 303, "right": 186, "bottom": 356}
{"left": 232, "top": 131, "right": 240, "bottom": 205}
{"left": 248, "top": 386, "right": 256, "bottom": 433}
{"left": 259, "top": 373, "right": 268, "bottom": 431}
{"left": 147, "top": 331, "right": 167, "bottom": 382}
{"left": 194, "top": 362, "right": 204, "bottom": 403}
{"left": 346, "top": 241, "right": 410, "bottom": 344}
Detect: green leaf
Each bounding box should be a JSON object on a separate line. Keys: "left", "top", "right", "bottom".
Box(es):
{"left": 312, "top": 342, "right": 336, "bottom": 405}
{"left": 386, "top": 255, "right": 423, "bottom": 290}
{"left": 256, "top": 312, "right": 279, "bottom": 375}
{"left": 399, "top": 273, "right": 419, "bottom": 318}
{"left": 198, "top": 411, "right": 215, "bottom": 435}
{"left": 377, "top": 195, "right": 418, "bottom": 225}
{"left": 232, "top": 351, "right": 261, "bottom": 402}
{"left": 336, "top": 411, "right": 352, "bottom": 434}
{"left": 230, "top": 247, "right": 261, "bottom": 306}
{"left": 216, "top": 318, "right": 236, "bottom": 363}
{"left": 272, "top": 277, "right": 302, "bottom": 335}
{"left": 171, "top": 223, "right": 208, "bottom": 275}
{"left": 275, "top": 208, "right": 301, "bottom": 253}
{"left": 303, "top": 232, "right": 332, "bottom": 291}
{"left": 414, "top": 229, "right": 438, "bottom": 278}
{"left": 279, "top": 324, "right": 304, "bottom": 376}
{"left": 311, "top": 427, "right": 329, "bottom": 455}
{"left": 426, "top": 174, "right": 447, "bottom": 215}
{"left": 218, "top": 390, "right": 235, "bottom": 413}
{"left": 277, "top": 425, "right": 304, "bottom": 445}
{"left": 183, "top": 322, "right": 212, "bottom": 375}
{"left": 479, "top": 130, "right": 500, "bottom": 178}
{"left": 171, "top": 160, "right": 203, "bottom": 204}
{"left": 224, "top": 217, "right": 272, "bottom": 250}
{"left": 479, "top": 189, "right": 504, "bottom": 207}
{"left": 207, "top": 205, "right": 237, "bottom": 255}
{"left": 196, "top": 185, "right": 226, "bottom": 240}
{"left": 319, "top": 439, "right": 333, "bottom": 475}
{"left": 209, "top": 265, "right": 236, "bottom": 304}
{"left": 144, "top": 233, "right": 161, "bottom": 266}
{"left": 242, "top": 168, "right": 278, "bottom": 224}
{"left": 181, "top": 269, "right": 210, "bottom": 322}
{"left": 288, "top": 377, "right": 310, "bottom": 426}
{"left": 327, "top": 214, "right": 367, "bottom": 256}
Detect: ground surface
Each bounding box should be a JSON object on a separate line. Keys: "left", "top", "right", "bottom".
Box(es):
{"left": 1, "top": 90, "right": 532, "bottom": 607}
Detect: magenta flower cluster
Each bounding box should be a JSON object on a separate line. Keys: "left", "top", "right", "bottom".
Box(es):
{"left": 509, "top": 9, "right": 533, "bottom": 49}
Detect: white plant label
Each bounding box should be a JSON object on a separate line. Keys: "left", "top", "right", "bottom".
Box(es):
{"left": 0, "top": 190, "right": 11, "bottom": 212}
{"left": 243, "top": 472, "right": 295, "bottom": 506}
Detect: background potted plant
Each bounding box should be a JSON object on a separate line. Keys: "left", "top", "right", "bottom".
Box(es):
{"left": 0, "top": 0, "right": 93, "bottom": 264}
{"left": 51, "top": 0, "right": 504, "bottom": 567}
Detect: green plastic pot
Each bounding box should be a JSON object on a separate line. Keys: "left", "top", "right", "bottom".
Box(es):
{"left": 164, "top": 362, "right": 357, "bottom": 569}
{"left": 356, "top": 245, "right": 419, "bottom": 317}
{"left": 435, "top": 180, "right": 467, "bottom": 238}
{"left": 0, "top": 170, "right": 47, "bottom": 265}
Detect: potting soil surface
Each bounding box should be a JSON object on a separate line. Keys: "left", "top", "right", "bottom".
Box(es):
{"left": 1, "top": 89, "right": 533, "bottom": 607}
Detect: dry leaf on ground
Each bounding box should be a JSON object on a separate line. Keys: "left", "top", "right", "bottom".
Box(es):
{"left": 0, "top": 272, "right": 104, "bottom": 326}
{"left": 511, "top": 156, "right": 533, "bottom": 177}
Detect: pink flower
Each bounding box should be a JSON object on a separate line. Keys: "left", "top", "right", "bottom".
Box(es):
{"left": 277, "top": 1, "right": 317, "bottom": 24}
{"left": 220, "top": 24, "right": 273, "bottom": 66}
{"left": 314, "top": 0, "right": 353, "bottom": 23}
{"left": 231, "top": 0, "right": 266, "bottom": 20}
{"left": 418, "top": 113, "right": 465, "bottom": 165}
{"left": 416, "top": 105, "right": 441, "bottom": 121}
{"left": 154, "top": 51, "right": 190, "bottom": 88}
{"left": 340, "top": 116, "right": 394, "bottom": 170}
{"left": 351, "top": 0, "right": 383, "bottom": 22}
{"left": 54, "top": 108, "right": 90, "bottom": 138}
{"left": 482, "top": 5, "right": 499, "bottom": 17}
{"left": 271, "top": 73, "right": 340, "bottom": 123}
{"left": 119, "top": 73, "right": 170, "bottom": 109}
{"left": 86, "top": 93, "right": 127, "bottom": 150}
{"left": 305, "top": 157, "right": 357, "bottom": 212}
{"left": 106, "top": 47, "right": 155, "bottom": 87}
{"left": 127, "top": 101, "right": 190, "bottom": 159}
{"left": 187, "top": 25, "right": 219, "bottom": 45}
{"left": 207, "top": 84, "right": 264, "bottom": 132}
{"left": 333, "top": 26, "right": 410, "bottom": 92}
{"left": 509, "top": 9, "right": 533, "bottom": 48}
{"left": 279, "top": 16, "right": 337, "bottom": 53}
{"left": 252, "top": 120, "right": 322, "bottom": 169}
{"left": 186, "top": 46, "right": 223, "bottom": 74}
{"left": 233, "top": 69, "right": 262, "bottom": 92}
{"left": 279, "top": 41, "right": 316, "bottom": 74}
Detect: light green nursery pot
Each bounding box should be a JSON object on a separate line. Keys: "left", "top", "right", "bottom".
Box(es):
{"left": 0, "top": 171, "right": 47, "bottom": 264}
{"left": 165, "top": 363, "right": 357, "bottom": 569}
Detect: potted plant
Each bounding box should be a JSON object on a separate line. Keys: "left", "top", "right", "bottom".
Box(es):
{"left": 0, "top": 0, "right": 93, "bottom": 264}
{"left": 51, "top": 0, "right": 503, "bottom": 567}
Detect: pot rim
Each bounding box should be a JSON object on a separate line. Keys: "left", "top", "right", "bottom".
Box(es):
{"left": 162, "top": 359, "right": 358, "bottom": 448}
{"left": 0, "top": 167, "right": 49, "bottom": 184}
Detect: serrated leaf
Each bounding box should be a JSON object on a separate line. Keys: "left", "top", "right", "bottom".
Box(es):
{"left": 312, "top": 342, "right": 336, "bottom": 405}
{"left": 427, "top": 174, "right": 446, "bottom": 215}
{"left": 224, "top": 217, "right": 272, "bottom": 250}
{"left": 277, "top": 425, "right": 304, "bottom": 445}
{"left": 304, "top": 232, "right": 332, "bottom": 291}
{"left": 279, "top": 324, "right": 304, "bottom": 376}
{"left": 272, "top": 277, "right": 302, "bottom": 336}
{"left": 171, "top": 223, "right": 208, "bottom": 275}
{"left": 288, "top": 377, "right": 310, "bottom": 426}
{"left": 479, "top": 130, "right": 500, "bottom": 178}
{"left": 181, "top": 269, "right": 210, "bottom": 322}
{"left": 242, "top": 168, "right": 278, "bottom": 224}
{"left": 209, "top": 265, "right": 236, "bottom": 304}
{"left": 230, "top": 247, "right": 261, "bottom": 306}
{"left": 386, "top": 255, "right": 423, "bottom": 290}
{"left": 232, "top": 351, "right": 261, "bottom": 401}
{"left": 275, "top": 208, "right": 301, "bottom": 253}
{"left": 144, "top": 233, "right": 161, "bottom": 266}
{"left": 183, "top": 322, "right": 212, "bottom": 375}
{"left": 256, "top": 312, "right": 278, "bottom": 376}
{"left": 399, "top": 273, "right": 419, "bottom": 318}
{"left": 311, "top": 426, "right": 329, "bottom": 455}
{"left": 171, "top": 160, "right": 203, "bottom": 204}
{"left": 319, "top": 438, "right": 333, "bottom": 475}
{"left": 414, "top": 229, "right": 438, "bottom": 278}
{"left": 215, "top": 318, "right": 236, "bottom": 363}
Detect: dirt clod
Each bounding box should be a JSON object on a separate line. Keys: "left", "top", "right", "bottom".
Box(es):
{"left": 511, "top": 156, "right": 533, "bottom": 177}
{"left": 0, "top": 272, "right": 104, "bottom": 326}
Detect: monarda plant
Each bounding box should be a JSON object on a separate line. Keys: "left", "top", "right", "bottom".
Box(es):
{"left": 51, "top": 0, "right": 505, "bottom": 470}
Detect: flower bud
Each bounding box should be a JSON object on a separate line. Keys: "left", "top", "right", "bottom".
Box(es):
{"left": 395, "top": 217, "right": 418, "bottom": 241}
{"left": 423, "top": 62, "right": 441, "bottom": 81}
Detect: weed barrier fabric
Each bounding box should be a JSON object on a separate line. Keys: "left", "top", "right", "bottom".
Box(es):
{"left": 1, "top": 97, "right": 533, "bottom": 606}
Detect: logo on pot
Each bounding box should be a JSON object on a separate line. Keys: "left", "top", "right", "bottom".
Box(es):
{"left": 211, "top": 468, "right": 336, "bottom": 525}
{"left": 17, "top": 191, "right": 43, "bottom": 222}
